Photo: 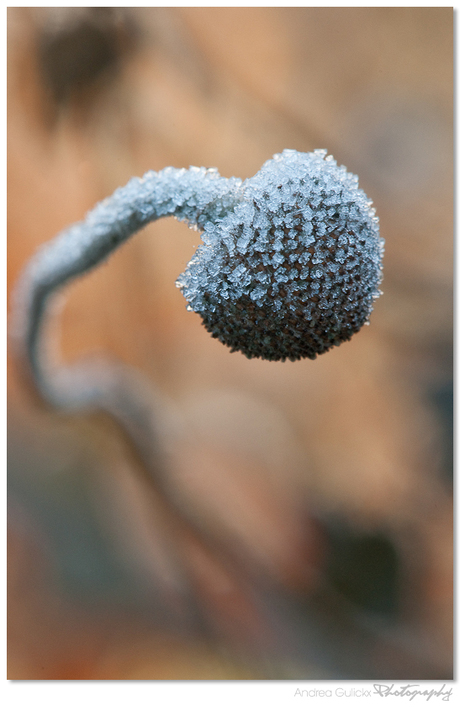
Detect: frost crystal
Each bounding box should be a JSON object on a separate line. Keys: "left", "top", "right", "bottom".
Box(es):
{"left": 177, "top": 149, "right": 384, "bottom": 361}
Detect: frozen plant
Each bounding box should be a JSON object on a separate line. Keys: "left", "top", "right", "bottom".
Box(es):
{"left": 13, "top": 149, "right": 383, "bottom": 409}
{"left": 10, "top": 149, "right": 386, "bottom": 644}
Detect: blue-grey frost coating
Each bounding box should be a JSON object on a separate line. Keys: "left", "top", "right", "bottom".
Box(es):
{"left": 177, "top": 149, "right": 384, "bottom": 361}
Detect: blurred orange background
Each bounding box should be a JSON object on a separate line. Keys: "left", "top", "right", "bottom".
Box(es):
{"left": 7, "top": 7, "right": 452, "bottom": 679}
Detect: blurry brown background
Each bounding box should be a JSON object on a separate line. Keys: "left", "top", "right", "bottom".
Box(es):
{"left": 7, "top": 7, "right": 453, "bottom": 679}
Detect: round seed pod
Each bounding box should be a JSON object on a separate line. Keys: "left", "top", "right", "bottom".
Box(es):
{"left": 177, "top": 149, "right": 384, "bottom": 361}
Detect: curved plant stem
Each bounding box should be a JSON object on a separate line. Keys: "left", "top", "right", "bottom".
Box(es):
{"left": 11, "top": 165, "right": 273, "bottom": 635}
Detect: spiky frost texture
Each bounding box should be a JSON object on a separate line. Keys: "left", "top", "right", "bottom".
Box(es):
{"left": 177, "top": 149, "right": 384, "bottom": 361}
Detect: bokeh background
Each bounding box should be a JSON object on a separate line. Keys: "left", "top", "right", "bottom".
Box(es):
{"left": 7, "top": 7, "right": 453, "bottom": 679}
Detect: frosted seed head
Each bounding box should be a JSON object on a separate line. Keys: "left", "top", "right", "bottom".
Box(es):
{"left": 177, "top": 149, "right": 384, "bottom": 361}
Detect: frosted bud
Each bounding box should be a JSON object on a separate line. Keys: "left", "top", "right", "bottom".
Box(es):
{"left": 177, "top": 149, "right": 384, "bottom": 361}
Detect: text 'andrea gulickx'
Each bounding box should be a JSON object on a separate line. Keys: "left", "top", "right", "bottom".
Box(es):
{"left": 294, "top": 688, "right": 371, "bottom": 698}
